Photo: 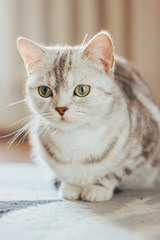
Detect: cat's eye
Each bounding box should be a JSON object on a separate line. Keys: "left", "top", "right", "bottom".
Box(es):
{"left": 38, "top": 86, "right": 53, "bottom": 98}
{"left": 74, "top": 85, "right": 90, "bottom": 97}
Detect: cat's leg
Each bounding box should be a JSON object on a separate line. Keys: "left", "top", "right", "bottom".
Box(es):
{"left": 81, "top": 184, "right": 113, "bottom": 202}
{"left": 81, "top": 158, "right": 145, "bottom": 202}
{"left": 81, "top": 175, "right": 118, "bottom": 202}
{"left": 59, "top": 182, "right": 82, "bottom": 200}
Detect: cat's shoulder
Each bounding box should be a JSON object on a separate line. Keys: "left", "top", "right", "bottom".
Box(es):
{"left": 114, "top": 55, "right": 151, "bottom": 100}
{"left": 114, "top": 55, "right": 140, "bottom": 80}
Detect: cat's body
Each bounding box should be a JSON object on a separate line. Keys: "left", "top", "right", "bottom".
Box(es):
{"left": 18, "top": 32, "right": 160, "bottom": 202}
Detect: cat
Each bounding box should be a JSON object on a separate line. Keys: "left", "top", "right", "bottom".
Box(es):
{"left": 17, "top": 31, "right": 160, "bottom": 202}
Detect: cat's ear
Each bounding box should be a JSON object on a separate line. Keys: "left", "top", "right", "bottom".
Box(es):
{"left": 17, "top": 37, "right": 45, "bottom": 70}
{"left": 83, "top": 31, "right": 114, "bottom": 72}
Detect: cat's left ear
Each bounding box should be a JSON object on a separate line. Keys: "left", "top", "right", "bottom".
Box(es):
{"left": 83, "top": 31, "right": 114, "bottom": 72}
{"left": 17, "top": 37, "right": 45, "bottom": 70}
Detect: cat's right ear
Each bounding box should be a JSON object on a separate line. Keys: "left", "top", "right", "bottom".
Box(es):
{"left": 83, "top": 31, "right": 114, "bottom": 73}
{"left": 17, "top": 37, "right": 45, "bottom": 70}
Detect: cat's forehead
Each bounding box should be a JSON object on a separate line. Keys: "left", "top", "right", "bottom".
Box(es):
{"left": 41, "top": 47, "right": 86, "bottom": 92}
{"left": 52, "top": 49, "right": 73, "bottom": 92}
{"left": 34, "top": 46, "right": 106, "bottom": 93}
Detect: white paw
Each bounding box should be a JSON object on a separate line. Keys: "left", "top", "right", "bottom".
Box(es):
{"left": 59, "top": 182, "right": 81, "bottom": 200}
{"left": 81, "top": 185, "right": 113, "bottom": 202}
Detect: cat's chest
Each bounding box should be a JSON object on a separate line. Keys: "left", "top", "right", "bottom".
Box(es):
{"left": 47, "top": 126, "right": 107, "bottom": 163}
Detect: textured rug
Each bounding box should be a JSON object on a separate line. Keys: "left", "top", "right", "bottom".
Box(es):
{"left": 0, "top": 163, "right": 160, "bottom": 240}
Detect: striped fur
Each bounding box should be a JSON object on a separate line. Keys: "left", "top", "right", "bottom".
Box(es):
{"left": 18, "top": 32, "right": 160, "bottom": 202}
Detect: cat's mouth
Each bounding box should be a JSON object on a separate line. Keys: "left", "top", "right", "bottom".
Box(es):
{"left": 58, "top": 116, "right": 81, "bottom": 129}
{"left": 46, "top": 115, "right": 80, "bottom": 130}
{"left": 59, "top": 116, "right": 69, "bottom": 123}
{"left": 60, "top": 117, "right": 67, "bottom": 122}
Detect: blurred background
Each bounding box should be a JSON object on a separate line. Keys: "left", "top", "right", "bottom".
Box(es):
{"left": 0, "top": 0, "right": 160, "bottom": 162}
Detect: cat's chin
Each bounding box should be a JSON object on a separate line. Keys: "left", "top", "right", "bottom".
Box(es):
{"left": 49, "top": 118, "right": 81, "bottom": 131}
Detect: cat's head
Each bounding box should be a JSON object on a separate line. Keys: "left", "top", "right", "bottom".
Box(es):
{"left": 17, "top": 31, "right": 116, "bottom": 131}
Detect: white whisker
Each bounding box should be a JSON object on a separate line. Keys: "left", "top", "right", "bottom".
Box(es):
{"left": 17, "top": 127, "right": 32, "bottom": 145}
{"left": 37, "top": 122, "right": 50, "bottom": 137}
{"left": 2, "top": 113, "right": 52, "bottom": 146}
{"left": 8, "top": 115, "right": 33, "bottom": 127}
{"left": 7, "top": 99, "right": 26, "bottom": 107}
{"left": 7, "top": 121, "right": 33, "bottom": 146}
{"left": 0, "top": 128, "right": 23, "bottom": 138}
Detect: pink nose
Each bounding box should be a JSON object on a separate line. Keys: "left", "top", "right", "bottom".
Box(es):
{"left": 56, "top": 107, "right": 68, "bottom": 116}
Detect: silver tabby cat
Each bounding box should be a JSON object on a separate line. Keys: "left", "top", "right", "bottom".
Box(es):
{"left": 17, "top": 31, "right": 160, "bottom": 202}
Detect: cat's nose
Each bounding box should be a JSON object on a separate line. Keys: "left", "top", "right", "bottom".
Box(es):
{"left": 56, "top": 107, "right": 68, "bottom": 116}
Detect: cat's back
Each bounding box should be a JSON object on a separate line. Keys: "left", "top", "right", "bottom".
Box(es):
{"left": 114, "top": 56, "right": 160, "bottom": 124}
{"left": 114, "top": 56, "right": 160, "bottom": 162}
{"left": 114, "top": 56, "right": 151, "bottom": 100}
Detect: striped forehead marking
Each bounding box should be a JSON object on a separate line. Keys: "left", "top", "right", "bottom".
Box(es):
{"left": 52, "top": 50, "right": 73, "bottom": 93}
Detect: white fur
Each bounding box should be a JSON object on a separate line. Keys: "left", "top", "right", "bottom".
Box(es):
{"left": 18, "top": 32, "right": 160, "bottom": 202}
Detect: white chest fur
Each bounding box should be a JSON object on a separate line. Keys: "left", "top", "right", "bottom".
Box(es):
{"left": 37, "top": 121, "right": 125, "bottom": 186}
{"left": 49, "top": 125, "right": 108, "bottom": 163}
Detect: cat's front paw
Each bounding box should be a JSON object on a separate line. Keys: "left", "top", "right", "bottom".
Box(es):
{"left": 81, "top": 185, "right": 113, "bottom": 202}
{"left": 59, "top": 182, "right": 81, "bottom": 200}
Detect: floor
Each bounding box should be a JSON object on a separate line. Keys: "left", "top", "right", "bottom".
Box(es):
{"left": 0, "top": 138, "right": 160, "bottom": 240}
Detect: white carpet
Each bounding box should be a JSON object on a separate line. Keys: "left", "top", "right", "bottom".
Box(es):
{"left": 0, "top": 163, "right": 159, "bottom": 240}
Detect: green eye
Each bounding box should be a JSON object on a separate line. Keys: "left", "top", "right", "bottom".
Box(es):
{"left": 38, "top": 86, "right": 53, "bottom": 98}
{"left": 74, "top": 85, "right": 90, "bottom": 97}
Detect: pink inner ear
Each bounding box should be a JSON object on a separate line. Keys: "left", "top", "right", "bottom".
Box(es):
{"left": 84, "top": 33, "right": 114, "bottom": 72}
{"left": 98, "top": 57, "right": 110, "bottom": 73}
{"left": 23, "top": 55, "right": 42, "bottom": 69}
{"left": 18, "top": 38, "right": 44, "bottom": 70}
